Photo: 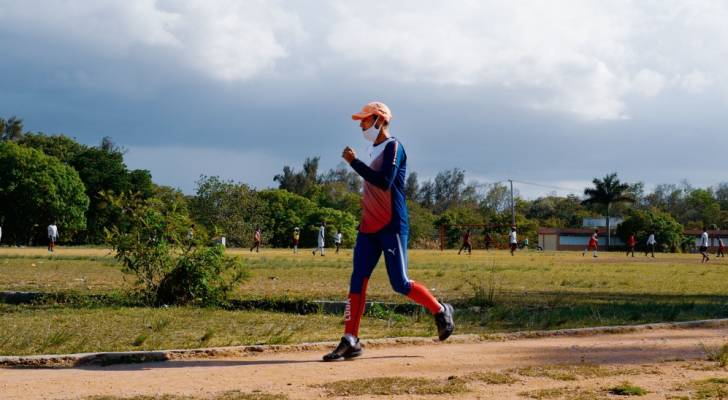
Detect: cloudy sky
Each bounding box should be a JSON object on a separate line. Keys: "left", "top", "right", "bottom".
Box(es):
{"left": 1, "top": 0, "right": 727, "bottom": 197}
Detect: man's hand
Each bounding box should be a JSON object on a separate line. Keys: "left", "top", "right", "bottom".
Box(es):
{"left": 342, "top": 146, "right": 356, "bottom": 163}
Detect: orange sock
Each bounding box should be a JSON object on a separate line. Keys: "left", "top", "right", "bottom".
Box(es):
{"left": 406, "top": 281, "right": 442, "bottom": 314}
{"left": 344, "top": 278, "right": 368, "bottom": 337}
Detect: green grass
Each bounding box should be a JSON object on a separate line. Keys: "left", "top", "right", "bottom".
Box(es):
{"left": 0, "top": 305, "right": 437, "bottom": 356}
{"left": 4, "top": 248, "right": 728, "bottom": 355}
{"left": 317, "top": 376, "right": 468, "bottom": 396}
{"left": 5, "top": 248, "right": 728, "bottom": 301}
{"left": 608, "top": 381, "right": 647, "bottom": 396}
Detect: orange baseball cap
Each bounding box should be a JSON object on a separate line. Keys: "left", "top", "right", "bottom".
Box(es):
{"left": 351, "top": 101, "right": 392, "bottom": 123}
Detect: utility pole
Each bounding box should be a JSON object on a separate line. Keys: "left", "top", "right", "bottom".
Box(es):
{"left": 509, "top": 179, "right": 515, "bottom": 227}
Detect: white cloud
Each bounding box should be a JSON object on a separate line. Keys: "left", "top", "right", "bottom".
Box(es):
{"left": 632, "top": 69, "right": 666, "bottom": 98}
{"left": 325, "top": 0, "right": 728, "bottom": 120}
{"left": 0, "top": 0, "right": 304, "bottom": 82}
{"left": 679, "top": 70, "right": 711, "bottom": 94}
{"left": 2, "top": 1, "right": 728, "bottom": 119}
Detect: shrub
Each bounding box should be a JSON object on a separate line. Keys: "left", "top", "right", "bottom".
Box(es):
{"left": 104, "top": 192, "right": 247, "bottom": 305}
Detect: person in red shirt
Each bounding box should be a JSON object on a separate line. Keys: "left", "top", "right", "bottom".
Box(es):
{"left": 626, "top": 233, "right": 637, "bottom": 257}
{"left": 458, "top": 229, "right": 472, "bottom": 255}
{"left": 583, "top": 229, "right": 599, "bottom": 258}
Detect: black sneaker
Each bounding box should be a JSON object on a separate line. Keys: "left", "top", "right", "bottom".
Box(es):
{"left": 435, "top": 303, "right": 455, "bottom": 341}
{"left": 322, "top": 337, "right": 362, "bottom": 361}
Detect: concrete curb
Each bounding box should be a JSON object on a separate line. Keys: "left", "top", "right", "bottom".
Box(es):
{"left": 3, "top": 318, "right": 728, "bottom": 368}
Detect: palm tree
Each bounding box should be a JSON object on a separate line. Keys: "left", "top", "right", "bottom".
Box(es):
{"left": 1, "top": 116, "right": 24, "bottom": 141}
{"left": 582, "top": 173, "right": 634, "bottom": 248}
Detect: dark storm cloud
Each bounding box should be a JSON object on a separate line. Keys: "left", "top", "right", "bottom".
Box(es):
{"left": 2, "top": 1, "right": 728, "bottom": 194}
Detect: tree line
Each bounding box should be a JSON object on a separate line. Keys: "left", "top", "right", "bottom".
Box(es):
{"left": 2, "top": 115, "right": 728, "bottom": 250}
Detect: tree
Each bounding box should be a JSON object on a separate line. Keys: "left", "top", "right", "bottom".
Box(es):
{"left": 417, "top": 168, "right": 478, "bottom": 213}
{"left": 616, "top": 208, "right": 683, "bottom": 253}
{"left": 190, "top": 176, "right": 267, "bottom": 246}
{"left": 19, "top": 133, "right": 153, "bottom": 243}
{"left": 582, "top": 173, "right": 634, "bottom": 247}
{"left": 0, "top": 142, "right": 89, "bottom": 244}
{"left": 0, "top": 116, "right": 24, "bottom": 142}
{"left": 274, "top": 157, "right": 321, "bottom": 196}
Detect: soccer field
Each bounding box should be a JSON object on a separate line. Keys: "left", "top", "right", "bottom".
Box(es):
{"left": 2, "top": 247, "right": 728, "bottom": 356}
{"left": 2, "top": 247, "right": 728, "bottom": 300}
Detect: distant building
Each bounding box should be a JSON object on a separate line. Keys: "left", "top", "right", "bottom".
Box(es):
{"left": 538, "top": 228, "right": 624, "bottom": 251}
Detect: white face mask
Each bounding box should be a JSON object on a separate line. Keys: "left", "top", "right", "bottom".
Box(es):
{"left": 362, "top": 117, "right": 381, "bottom": 142}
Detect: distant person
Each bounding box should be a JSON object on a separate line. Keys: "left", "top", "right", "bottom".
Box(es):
{"left": 627, "top": 233, "right": 636, "bottom": 257}
{"left": 645, "top": 232, "right": 656, "bottom": 257}
{"left": 484, "top": 232, "right": 492, "bottom": 251}
{"left": 47, "top": 223, "right": 58, "bottom": 252}
{"left": 334, "top": 229, "right": 343, "bottom": 254}
{"left": 522, "top": 237, "right": 529, "bottom": 250}
{"left": 220, "top": 236, "right": 226, "bottom": 248}
{"left": 509, "top": 227, "right": 518, "bottom": 256}
{"left": 699, "top": 227, "right": 710, "bottom": 263}
{"left": 312, "top": 222, "right": 326, "bottom": 256}
{"left": 717, "top": 236, "right": 725, "bottom": 258}
{"left": 292, "top": 227, "right": 300, "bottom": 254}
{"left": 583, "top": 228, "right": 598, "bottom": 258}
{"left": 187, "top": 224, "right": 195, "bottom": 241}
{"left": 250, "top": 227, "right": 262, "bottom": 252}
{"left": 458, "top": 229, "right": 472, "bottom": 255}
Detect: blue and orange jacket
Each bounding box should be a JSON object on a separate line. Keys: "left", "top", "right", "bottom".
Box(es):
{"left": 350, "top": 137, "right": 409, "bottom": 235}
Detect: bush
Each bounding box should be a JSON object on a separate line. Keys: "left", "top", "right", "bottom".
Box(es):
{"left": 104, "top": 192, "right": 247, "bottom": 305}
{"left": 617, "top": 208, "right": 684, "bottom": 252}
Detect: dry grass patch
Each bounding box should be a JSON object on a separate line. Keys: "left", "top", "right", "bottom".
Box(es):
{"left": 84, "top": 391, "right": 288, "bottom": 400}
{"left": 464, "top": 371, "right": 520, "bottom": 384}
{"left": 672, "top": 377, "right": 728, "bottom": 399}
{"left": 519, "top": 386, "right": 605, "bottom": 400}
{"left": 317, "top": 376, "right": 468, "bottom": 397}
{"left": 509, "top": 364, "right": 623, "bottom": 381}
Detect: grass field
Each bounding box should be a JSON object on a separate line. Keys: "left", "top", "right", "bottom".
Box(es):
{"left": 2, "top": 246, "right": 728, "bottom": 356}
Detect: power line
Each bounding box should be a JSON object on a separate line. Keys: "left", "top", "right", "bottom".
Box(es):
{"left": 509, "top": 179, "right": 582, "bottom": 193}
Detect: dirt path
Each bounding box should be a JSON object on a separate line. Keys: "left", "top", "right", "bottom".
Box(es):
{"left": 2, "top": 327, "right": 728, "bottom": 399}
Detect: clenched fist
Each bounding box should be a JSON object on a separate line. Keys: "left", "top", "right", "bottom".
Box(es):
{"left": 342, "top": 146, "right": 356, "bottom": 163}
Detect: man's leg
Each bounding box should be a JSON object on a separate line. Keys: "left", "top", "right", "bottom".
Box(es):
{"left": 323, "top": 233, "right": 380, "bottom": 361}
{"left": 380, "top": 232, "right": 454, "bottom": 341}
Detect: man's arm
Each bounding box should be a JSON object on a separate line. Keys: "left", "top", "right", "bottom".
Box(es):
{"left": 348, "top": 141, "right": 401, "bottom": 191}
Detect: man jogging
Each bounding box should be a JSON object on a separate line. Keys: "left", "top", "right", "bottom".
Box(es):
{"left": 645, "top": 232, "right": 656, "bottom": 257}
{"left": 458, "top": 229, "right": 472, "bottom": 255}
{"left": 699, "top": 227, "right": 710, "bottom": 263}
{"left": 312, "top": 222, "right": 326, "bottom": 256}
{"left": 484, "top": 231, "right": 492, "bottom": 251}
{"left": 323, "top": 101, "right": 454, "bottom": 361}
